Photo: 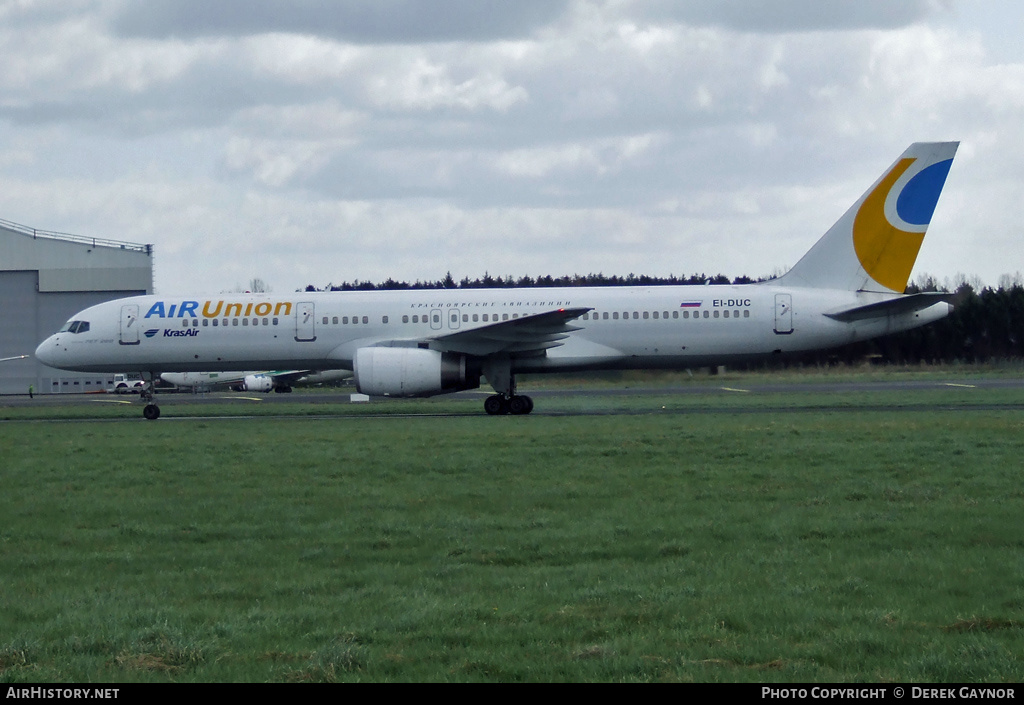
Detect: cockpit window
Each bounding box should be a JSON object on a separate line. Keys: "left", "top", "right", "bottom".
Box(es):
{"left": 59, "top": 320, "right": 90, "bottom": 334}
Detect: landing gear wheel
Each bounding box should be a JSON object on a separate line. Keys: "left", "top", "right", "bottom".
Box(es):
{"left": 143, "top": 404, "right": 161, "bottom": 420}
{"left": 484, "top": 395, "right": 508, "bottom": 415}
{"left": 508, "top": 395, "right": 534, "bottom": 415}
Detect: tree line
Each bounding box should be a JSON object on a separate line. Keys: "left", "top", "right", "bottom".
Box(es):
{"left": 861, "top": 281, "right": 1024, "bottom": 364}
{"left": 302, "top": 273, "right": 1024, "bottom": 364}
{"left": 304, "top": 271, "right": 747, "bottom": 291}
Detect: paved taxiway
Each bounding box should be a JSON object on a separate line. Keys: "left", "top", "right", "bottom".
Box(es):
{"left": 3, "top": 377, "right": 1024, "bottom": 419}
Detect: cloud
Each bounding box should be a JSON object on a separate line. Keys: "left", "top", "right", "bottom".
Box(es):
{"left": 109, "top": 0, "right": 570, "bottom": 43}
{"left": 1, "top": 0, "right": 1022, "bottom": 295}
{"left": 622, "top": 0, "right": 939, "bottom": 33}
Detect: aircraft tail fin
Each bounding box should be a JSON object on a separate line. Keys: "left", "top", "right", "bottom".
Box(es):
{"left": 776, "top": 141, "right": 958, "bottom": 293}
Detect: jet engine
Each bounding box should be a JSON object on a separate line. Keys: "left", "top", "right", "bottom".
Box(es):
{"left": 243, "top": 374, "right": 275, "bottom": 393}
{"left": 354, "top": 347, "right": 479, "bottom": 397}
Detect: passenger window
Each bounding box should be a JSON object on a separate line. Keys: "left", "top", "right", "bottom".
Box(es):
{"left": 383, "top": 316, "right": 389, "bottom": 324}
{"left": 333, "top": 316, "right": 339, "bottom": 324}
{"left": 744, "top": 310, "right": 750, "bottom": 318}
{"left": 723, "top": 310, "right": 729, "bottom": 318}
{"left": 322, "top": 316, "right": 328, "bottom": 325}
{"left": 403, "top": 315, "right": 409, "bottom": 323}
{"left": 643, "top": 311, "right": 649, "bottom": 319}
{"left": 703, "top": 311, "right": 709, "bottom": 319}
{"left": 362, "top": 316, "right": 368, "bottom": 324}
{"left": 613, "top": 312, "right": 619, "bottom": 320}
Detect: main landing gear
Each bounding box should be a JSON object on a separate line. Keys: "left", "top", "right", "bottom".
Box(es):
{"left": 481, "top": 357, "right": 534, "bottom": 415}
{"left": 484, "top": 394, "right": 534, "bottom": 416}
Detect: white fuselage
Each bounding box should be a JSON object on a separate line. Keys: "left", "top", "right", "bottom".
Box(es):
{"left": 34, "top": 284, "right": 949, "bottom": 376}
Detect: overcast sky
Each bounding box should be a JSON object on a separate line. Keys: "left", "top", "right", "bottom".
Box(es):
{"left": 2, "top": 0, "right": 1022, "bottom": 295}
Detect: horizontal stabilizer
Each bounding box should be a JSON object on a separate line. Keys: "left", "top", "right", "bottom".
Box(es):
{"left": 824, "top": 293, "right": 953, "bottom": 322}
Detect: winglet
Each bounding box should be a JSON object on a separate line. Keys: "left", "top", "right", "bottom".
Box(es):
{"left": 777, "top": 142, "right": 958, "bottom": 293}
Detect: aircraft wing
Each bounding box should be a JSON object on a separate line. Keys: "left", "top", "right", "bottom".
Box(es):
{"left": 264, "top": 369, "right": 316, "bottom": 385}
{"left": 428, "top": 307, "right": 591, "bottom": 357}
{"left": 161, "top": 369, "right": 314, "bottom": 390}
{"left": 256, "top": 369, "right": 352, "bottom": 386}
{"left": 824, "top": 293, "right": 953, "bottom": 322}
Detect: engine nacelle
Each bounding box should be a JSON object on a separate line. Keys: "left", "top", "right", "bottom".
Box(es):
{"left": 243, "top": 374, "right": 274, "bottom": 393}
{"left": 354, "top": 347, "right": 479, "bottom": 397}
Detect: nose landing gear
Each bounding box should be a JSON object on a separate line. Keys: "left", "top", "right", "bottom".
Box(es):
{"left": 139, "top": 374, "right": 161, "bottom": 420}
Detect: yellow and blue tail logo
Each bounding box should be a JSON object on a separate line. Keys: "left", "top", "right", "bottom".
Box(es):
{"left": 780, "top": 142, "right": 958, "bottom": 293}
{"left": 853, "top": 151, "right": 954, "bottom": 292}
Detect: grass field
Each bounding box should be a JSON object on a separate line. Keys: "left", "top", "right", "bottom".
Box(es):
{"left": 2, "top": 378, "right": 1024, "bottom": 682}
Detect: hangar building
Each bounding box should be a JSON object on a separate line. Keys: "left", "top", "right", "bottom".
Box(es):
{"left": 1, "top": 218, "right": 153, "bottom": 395}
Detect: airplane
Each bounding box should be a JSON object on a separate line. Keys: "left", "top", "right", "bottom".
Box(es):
{"left": 160, "top": 369, "right": 353, "bottom": 392}
{"left": 36, "top": 142, "right": 959, "bottom": 419}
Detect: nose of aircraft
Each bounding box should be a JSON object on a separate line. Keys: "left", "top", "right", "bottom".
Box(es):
{"left": 35, "top": 335, "right": 58, "bottom": 367}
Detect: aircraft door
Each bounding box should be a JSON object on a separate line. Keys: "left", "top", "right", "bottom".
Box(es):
{"left": 295, "top": 301, "right": 317, "bottom": 342}
{"left": 430, "top": 309, "right": 442, "bottom": 331}
{"left": 119, "top": 304, "right": 140, "bottom": 345}
{"left": 448, "top": 308, "right": 461, "bottom": 330}
{"left": 774, "top": 294, "right": 793, "bottom": 335}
